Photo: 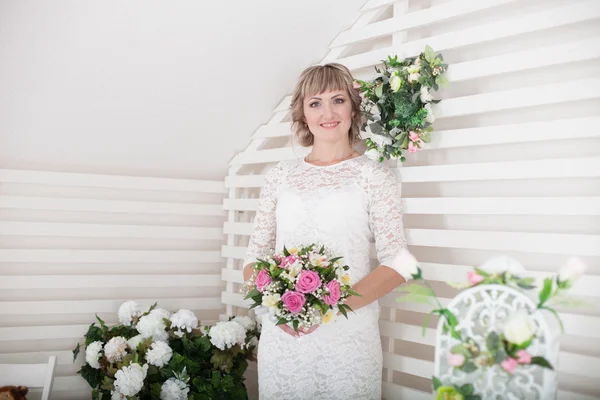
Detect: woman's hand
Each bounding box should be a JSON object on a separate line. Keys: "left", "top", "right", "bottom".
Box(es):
{"left": 278, "top": 324, "right": 320, "bottom": 337}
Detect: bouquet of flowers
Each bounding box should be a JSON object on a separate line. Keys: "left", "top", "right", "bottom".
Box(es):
{"left": 355, "top": 45, "right": 449, "bottom": 162}
{"left": 72, "top": 301, "right": 260, "bottom": 400}
{"left": 242, "top": 244, "right": 360, "bottom": 333}
{"left": 397, "top": 257, "right": 586, "bottom": 399}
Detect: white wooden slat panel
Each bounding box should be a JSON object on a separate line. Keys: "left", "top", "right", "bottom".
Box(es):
{"left": 360, "top": 0, "right": 396, "bottom": 12}
{"left": 221, "top": 268, "right": 243, "bottom": 284}
{"left": 446, "top": 38, "right": 600, "bottom": 83}
{"left": 403, "top": 197, "right": 600, "bottom": 216}
{"left": 337, "top": 0, "right": 600, "bottom": 71}
{"left": 0, "top": 169, "right": 226, "bottom": 193}
{"left": 435, "top": 78, "right": 600, "bottom": 119}
{"left": 230, "top": 147, "right": 309, "bottom": 166}
{"left": 397, "top": 157, "right": 600, "bottom": 183}
{"left": 0, "top": 275, "right": 223, "bottom": 289}
{"left": 221, "top": 291, "right": 253, "bottom": 309}
{"left": 428, "top": 118, "right": 600, "bottom": 150}
{"left": 52, "top": 376, "right": 93, "bottom": 392}
{"left": 382, "top": 382, "right": 430, "bottom": 400}
{"left": 223, "top": 197, "right": 600, "bottom": 216}
{"left": 0, "top": 195, "right": 225, "bottom": 216}
{"left": 0, "top": 351, "right": 75, "bottom": 365}
{"left": 252, "top": 121, "right": 292, "bottom": 139}
{"left": 0, "top": 221, "right": 224, "bottom": 240}
{"left": 0, "top": 298, "right": 223, "bottom": 315}
{"left": 224, "top": 174, "right": 265, "bottom": 189}
{"left": 221, "top": 245, "right": 247, "bottom": 260}
{"left": 333, "top": 0, "right": 521, "bottom": 47}
{"left": 0, "top": 325, "right": 88, "bottom": 341}
{"left": 0, "top": 249, "right": 222, "bottom": 263}
{"left": 383, "top": 352, "right": 432, "bottom": 378}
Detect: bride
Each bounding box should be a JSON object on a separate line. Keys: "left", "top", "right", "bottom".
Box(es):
{"left": 243, "top": 63, "right": 417, "bottom": 399}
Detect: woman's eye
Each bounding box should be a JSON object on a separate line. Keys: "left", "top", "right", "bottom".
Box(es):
{"left": 334, "top": 98, "right": 345, "bottom": 104}
{"left": 309, "top": 102, "right": 320, "bottom": 108}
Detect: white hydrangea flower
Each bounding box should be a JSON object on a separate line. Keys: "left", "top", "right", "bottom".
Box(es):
{"left": 104, "top": 336, "right": 128, "bottom": 363}
{"left": 117, "top": 301, "right": 144, "bottom": 327}
{"left": 208, "top": 320, "right": 247, "bottom": 351}
{"left": 111, "top": 391, "right": 126, "bottom": 400}
{"left": 169, "top": 309, "right": 198, "bottom": 338}
{"left": 85, "top": 341, "right": 103, "bottom": 369}
{"left": 232, "top": 316, "right": 255, "bottom": 331}
{"left": 160, "top": 378, "right": 190, "bottom": 400}
{"left": 137, "top": 309, "right": 170, "bottom": 342}
{"left": 127, "top": 334, "right": 144, "bottom": 351}
{"left": 114, "top": 363, "right": 148, "bottom": 396}
{"left": 146, "top": 341, "right": 173, "bottom": 368}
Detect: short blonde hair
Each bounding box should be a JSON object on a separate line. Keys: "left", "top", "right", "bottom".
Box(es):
{"left": 290, "top": 63, "right": 364, "bottom": 147}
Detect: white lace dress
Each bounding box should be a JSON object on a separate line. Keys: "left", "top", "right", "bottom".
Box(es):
{"left": 244, "top": 155, "right": 410, "bottom": 400}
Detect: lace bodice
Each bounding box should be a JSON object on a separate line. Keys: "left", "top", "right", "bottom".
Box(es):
{"left": 244, "top": 155, "right": 409, "bottom": 283}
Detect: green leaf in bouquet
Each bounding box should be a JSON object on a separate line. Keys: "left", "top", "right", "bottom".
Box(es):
{"left": 84, "top": 323, "right": 104, "bottom": 345}
{"left": 435, "top": 75, "right": 449, "bottom": 88}
{"left": 538, "top": 277, "right": 553, "bottom": 306}
{"left": 96, "top": 315, "right": 108, "bottom": 334}
{"left": 411, "top": 91, "right": 421, "bottom": 104}
{"left": 424, "top": 45, "right": 436, "bottom": 64}
{"left": 283, "top": 246, "right": 290, "bottom": 256}
{"left": 369, "top": 122, "right": 384, "bottom": 135}
{"left": 460, "top": 361, "right": 477, "bottom": 373}
{"left": 459, "top": 384, "right": 474, "bottom": 396}
{"left": 221, "top": 375, "right": 235, "bottom": 392}
{"left": 486, "top": 331, "right": 500, "bottom": 352}
{"left": 106, "top": 364, "right": 118, "bottom": 378}
{"left": 420, "top": 130, "right": 432, "bottom": 143}
{"left": 375, "top": 84, "right": 383, "bottom": 98}
{"left": 515, "top": 276, "right": 536, "bottom": 290}
{"left": 211, "top": 350, "right": 234, "bottom": 374}
{"left": 464, "top": 337, "right": 480, "bottom": 356}
{"left": 421, "top": 310, "right": 436, "bottom": 336}
{"left": 451, "top": 343, "right": 471, "bottom": 358}
{"left": 292, "top": 320, "right": 300, "bottom": 334}
{"left": 346, "top": 288, "right": 362, "bottom": 297}
{"left": 211, "top": 370, "right": 221, "bottom": 388}
{"left": 338, "top": 304, "right": 349, "bottom": 319}
{"left": 151, "top": 382, "right": 162, "bottom": 398}
{"left": 99, "top": 375, "right": 114, "bottom": 391}
{"left": 494, "top": 346, "right": 507, "bottom": 364}
{"left": 540, "top": 306, "right": 564, "bottom": 333}
{"left": 531, "top": 356, "right": 554, "bottom": 370}
{"left": 276, "top": 317, "right": 288, "bottom": 326}
{"left": 473, "top": 268, "right": 491, "bottom": 278}
{"left": 78, "top": 364, "right": 102, "bottom": 388}
{"left": 72, "top": 343, "right": 81, "bottom": 362}
{"left": 118, "top": 353, "right": 134, "bottom": 369}
{"left": 432, "top": 376, "right": 443, "bottom": 390}
{"left": 193, "top": 395, "right": 212, "bottom": 400}
{"left": 91, "top": 388, "right": 99, "bottom": 400}
{"left": 328, "top": 256, "right": 343, "bottom": 264}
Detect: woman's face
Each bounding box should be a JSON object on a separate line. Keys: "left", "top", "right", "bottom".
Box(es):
{"left": 303, "top": 89, "right": 354, "bottom": 146}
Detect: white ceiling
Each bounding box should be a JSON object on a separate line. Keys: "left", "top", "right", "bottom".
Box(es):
{"left": 0, "top": 0, "right": 366, "bottom": 180}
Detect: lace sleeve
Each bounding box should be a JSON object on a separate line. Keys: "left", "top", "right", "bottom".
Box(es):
{"left": 367, "top": 163, "right": 414, "bottom": 281}
{"left": 243, "top": 163, "right": 283, "bottom": 266}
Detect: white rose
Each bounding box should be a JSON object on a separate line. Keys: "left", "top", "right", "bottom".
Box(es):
{"left": 127, "top": 334, "right": 144, "bottom": 351}
{"left": 117, "top": 301, "right": 144, "bottom": 327}
{"left": 137, "top": 310, "right": 169, "bottom": 342}
{"left": 160, "top": 378, "right": 190, "bottom": 400}
{"left": 406, "top": 64, "right": 420, "bottom": 74}
{"left": 288, "top": 262, "right": 303, "bottom": 278}
{"left": 503, "top": 311, "right": 536, "bottom": 345}
{"left": 104, "top": 336, "right": 128, "bottom": 363}
{"left": 390, "top": 75, "right": 402, "bottom": 92}
{"left": 420, "top": 86, "right": 433, "bottom": 102}
{"left": 390, "top": 249, "right": 419, "bottom": 281}
{"left": 169, "top": 309, "right": 199, "bottom": 338}
{"left": 558, "top": 257, "right": 586, "bottom": 285}
{"left": 146, "top": 341, "right": 173, "bottom": 367}
{"left": 370, "top": 134, "right": 392, "bottom": 147}
{"left": 408, "top": 72, "right": 421, "bottom": 83}
{"left": 85, "top": 341, "right": 103, "bottom": 369}
{"left": 114, "top": 363, "right": 148, "bottom": 396}
{"left": 425, "top": 103, "right": 435, "bottom": 123}
{"left": 364, "top": 148, "right": 381, "bottom": 160}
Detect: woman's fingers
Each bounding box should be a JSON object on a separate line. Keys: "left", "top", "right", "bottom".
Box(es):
{"left": 278, "top": 324, "right": 299, "bottom": 337}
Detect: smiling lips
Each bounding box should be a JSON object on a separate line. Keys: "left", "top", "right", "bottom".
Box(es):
{"left": 320, "top": 121, "right": 340, "bottom": 129}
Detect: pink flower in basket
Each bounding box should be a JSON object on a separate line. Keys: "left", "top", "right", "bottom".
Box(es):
{"left": 295, "top": 270, "right": 321, "bottom": 294}
{"left": 322, "top": 280, "right": 341, "bottom": 306}
{"left": 501, "top": 357, "right": 519, "bottom": 374}
{"left": 516, "top": 350, "right": 532, "bottom": 364}
{"left": 468, "top": 271, "right": 484, "bottom": 286}
{"left": 255, "top": 269, "right": 272, "bottom": 292}
{"left": 281, "top": 291, "right": 306, "bottom": 313}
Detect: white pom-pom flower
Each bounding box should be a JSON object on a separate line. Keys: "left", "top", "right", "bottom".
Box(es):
{"left": 169, "top": 310, "right": 198, "bottom": 338}
{"left": 104, "top": 336, "right": 128, "bottom": 363}
{"left": 160, "top": 378, "right": 190, "bottom": 400}
{"left": 127, "top": 334, "right": 144, "bottom": 351}
{"left": 232, "top": 316, "right": 255, "bottom": 331}
{"left": 208, "top": 320, "right": 247, "bottom": 351}
{"left": 114, "top": 363, "right": 148, "bottom": 396}
{"left": 117, "top": 301, "right": 144, "bottom": 327}
{"left": 85, "top": 341, "right": 103, "bottom": 369}
{"left": 146, "top": 341, "right": 173, "bottom": 368}
{"left": 111, "top": 391, "right": 126, "bottom": 400}
{"left": 137, "top": 309, "right": 170, "bottom": 342}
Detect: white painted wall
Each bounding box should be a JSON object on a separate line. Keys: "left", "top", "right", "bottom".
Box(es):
{"left": 0, "top": 0, "right": 365, "bottom": 179}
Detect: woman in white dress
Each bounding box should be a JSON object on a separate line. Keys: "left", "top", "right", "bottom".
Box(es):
{"left": 242, "top": 63, "right": 416, "bottom": 399}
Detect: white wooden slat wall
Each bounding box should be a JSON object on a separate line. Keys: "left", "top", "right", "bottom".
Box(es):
{"left": 0, "top": 169, "right": 227, "bottom": 399}
{"left": 222, "top": 0, "right": 600, "bottom": 399}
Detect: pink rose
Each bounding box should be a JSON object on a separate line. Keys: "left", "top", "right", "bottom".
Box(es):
{"left": 295, "top": 270, "right": 321, "bottom": 294}
{"left": 272, "top": 254, "right": 283, "bottom": 263}
{"left": 501, "top": 357, "right": 519, "bottom": 374}
{"left": 281, "top": 291, "right": 306, "bottom": 314}
{"left": 255, "top": 269, "right": 272, "bottom": 292}
{"left": 322, "top": 280, "right": 341, "bottom": 306}
{"left": 281, "top": 255, "right": 300, "bottom": 269}
{"left": 516, "top": 350, "right": 532, "bottom": 364}
{"left": 408, "top": 141, "right": 418, "bottom": 153}
{"left": 409, "top": 131, "right": 420, "bottom": 142}
{"left": 468, "top": 271, "right": 484, "bottom": 286}
{"left": 447, "top": 353, "right": 465, "bottom": 367}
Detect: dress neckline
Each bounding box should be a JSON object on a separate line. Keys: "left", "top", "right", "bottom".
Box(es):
{"left": 301, "top": 154, "right": 365, "bottom": 169}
